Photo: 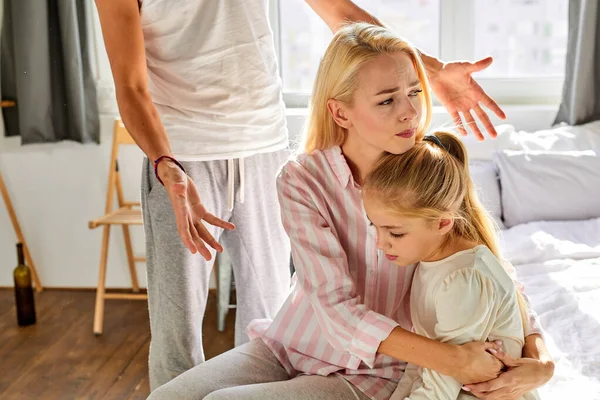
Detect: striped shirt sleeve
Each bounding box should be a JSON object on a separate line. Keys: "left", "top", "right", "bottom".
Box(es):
{"left": 277, "top": 163, "right": 399, "bottom": 368}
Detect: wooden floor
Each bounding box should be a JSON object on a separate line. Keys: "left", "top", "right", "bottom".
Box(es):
{"left": 0, "top": 289, "right": 235, "bottom": 400}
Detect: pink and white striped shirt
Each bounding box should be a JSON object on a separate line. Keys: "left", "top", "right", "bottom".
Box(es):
{"left": 248, "top": 146, "right": 541, "bottom": 400}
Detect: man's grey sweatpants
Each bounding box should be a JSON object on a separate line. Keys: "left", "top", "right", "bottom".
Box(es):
{"left": 141, "top": 149, "right": 292, "bottom": 391}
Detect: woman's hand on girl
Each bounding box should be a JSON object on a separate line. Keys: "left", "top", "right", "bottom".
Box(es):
{"left": 463, "top": 350, "right": 554, "bottom": 399}
{"left": 452, "top": 341, "right": 504, "bottom": 384}
{"left": 427, "top": 56, "right": 506, "bottom": 141}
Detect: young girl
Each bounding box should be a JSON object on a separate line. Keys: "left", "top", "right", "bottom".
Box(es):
{"left": 363, "top": 131, "right": 541, "bottom": 400}
{"left": 148, "top": 23, "right": 551, "bottom": 400}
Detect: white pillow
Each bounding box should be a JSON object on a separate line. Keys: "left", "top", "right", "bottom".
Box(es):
{"left": 460, "top": 120, "right": 600, "bottom": 160}
{"left": 511, "top": 120, "right": 600, "bottom": 152}
{"left": 493, "top": 149, "right": 600, "bottom": 227}
{"left": 469, "top": 161, "right": 503, "bottom": 228}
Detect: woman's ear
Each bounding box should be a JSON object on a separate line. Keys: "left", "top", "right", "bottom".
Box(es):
{"left": 327, "top": 99, "right": 353, "bottom": 129}
{"left": 437, "top": 218, "right": 454, "bottom": 235}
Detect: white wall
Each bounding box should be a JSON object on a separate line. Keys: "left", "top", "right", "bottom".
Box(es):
{"left": 0, "top": 5, "right": 560, "bottom": 289}
{"left": 0, "top": 116, "right": 146, "bottom": 288}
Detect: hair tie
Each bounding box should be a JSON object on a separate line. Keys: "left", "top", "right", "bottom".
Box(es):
{"left": 423, "top": 134, "right": 444, "bottom": 149}
{"left": 153, "top": 155, "right": 186, "bottom": 186}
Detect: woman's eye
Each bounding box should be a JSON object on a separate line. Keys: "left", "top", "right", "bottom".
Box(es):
{"left": 390, "top": 232, "right": 405, "bottom": 239}
{"left": 409, "top": 89, "right": 423, "bottom": 97}
{"left": 378, "top": 98, "right": 394, "bottom": 106}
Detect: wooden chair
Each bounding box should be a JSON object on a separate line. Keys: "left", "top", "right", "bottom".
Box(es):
{"left": 0, "top": 99, "right": 43, "bottom": 292}
{"left": 89, "top": 118, "right": 146, "bottom": 335}
{"left": 0, "top": 172, "right": 43, "bottom": 292}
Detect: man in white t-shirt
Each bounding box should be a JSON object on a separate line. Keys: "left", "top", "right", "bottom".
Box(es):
{"left": 95, "top": 0, "right": 507, "bottom": 391}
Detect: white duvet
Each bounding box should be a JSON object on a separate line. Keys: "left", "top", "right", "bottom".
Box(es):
{"left": 499, "top": 218, "right": 600, "bottom": 399}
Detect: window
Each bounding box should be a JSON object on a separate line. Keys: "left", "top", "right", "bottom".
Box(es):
{"left": 279, "top": 0, "right": 440, "bottom": 93}
{"left": 473, "top": 0, "right": 568, "bottom": 78}
{"left": 272, "top": 0, "right": 568, "bottom": 106}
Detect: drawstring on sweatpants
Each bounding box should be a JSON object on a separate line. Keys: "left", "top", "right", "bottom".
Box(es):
{"left": 226, "top": 158, "right": 245, "bottom": 212}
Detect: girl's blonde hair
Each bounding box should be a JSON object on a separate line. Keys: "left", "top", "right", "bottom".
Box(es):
{"left": 302, "top": 22, "right": 433, "bottom": 154}
{"left": 363, "top": 130, "right": 530, "bottom": 333}
{"left": 363, "top": 131, "right": 499, "bottom": 255}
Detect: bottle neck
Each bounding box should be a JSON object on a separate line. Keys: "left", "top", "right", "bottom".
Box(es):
{"left": 17, "top": 244, "right": 25, "bottom": 265}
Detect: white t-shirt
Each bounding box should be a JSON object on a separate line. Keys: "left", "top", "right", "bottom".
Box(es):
{"left": 139, "top": 0, "right": 288, "bottom": 161}
{"left": 391, "top": 245, "right": 540, "bottom": 400}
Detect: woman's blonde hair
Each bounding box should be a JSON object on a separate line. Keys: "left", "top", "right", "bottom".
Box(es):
{"left": 302, "top": 22, "right": 433, "bottom": 154}
{"left": 363, "top": 130, "right": 530, "bottom": 333}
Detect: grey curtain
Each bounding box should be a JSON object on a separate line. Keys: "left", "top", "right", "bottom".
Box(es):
{"left": 554, "top": 0, "right": 600, "bottom": 126}
{"left": 1, "top": 0, "right": 99, "bottom": 144}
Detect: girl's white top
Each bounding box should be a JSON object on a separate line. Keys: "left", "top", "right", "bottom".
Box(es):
{"left": 391, "top": 245, "right": 540, "bottom": 400}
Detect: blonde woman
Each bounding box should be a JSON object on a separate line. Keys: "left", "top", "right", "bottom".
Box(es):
{"left": 148, "top": 23, "right": 553, "bottom": 400}
{"left": 363, "top": 131, "right": 545, "bottom": 400}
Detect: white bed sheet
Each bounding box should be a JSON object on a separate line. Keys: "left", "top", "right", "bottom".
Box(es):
{"left": 499, "top": 218, "right": 600, "bottom": 399}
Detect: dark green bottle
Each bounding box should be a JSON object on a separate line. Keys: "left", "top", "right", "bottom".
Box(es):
{"left": 13, "top": 243, "right": 36, "bottom": 326}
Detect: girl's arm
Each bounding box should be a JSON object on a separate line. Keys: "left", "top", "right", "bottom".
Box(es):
{"left": 391, "top": 268, "right": 507, "bottom": 400}
{"left": 524, "top": 334, "right": 553, "bottom": 364}
{"left": 279, "top": 163, "right": 501, "bottom": 381}
{"left": 500, "top": 259, "right": 544, "bottom": 337}
{"left": 501, "top": 259, "right": 555, "bottom": 381}
{"left": 461, "top": 267, "right": 554, "bottom": 398}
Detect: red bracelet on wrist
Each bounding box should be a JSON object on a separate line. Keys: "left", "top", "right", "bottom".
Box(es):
{"left": 153, "top": 155, "right": 186, "bottom": 186}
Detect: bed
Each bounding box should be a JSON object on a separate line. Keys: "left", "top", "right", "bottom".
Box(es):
{"left": 464, "top": 120, "right": 600, "bottom": 399}
{"left": 500, "top": 218, "right": 600, "bottom": 399}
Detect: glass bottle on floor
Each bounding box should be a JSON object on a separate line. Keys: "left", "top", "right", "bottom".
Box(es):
{"left": 13, "top": 243, "right": 36, "bottom": 326}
